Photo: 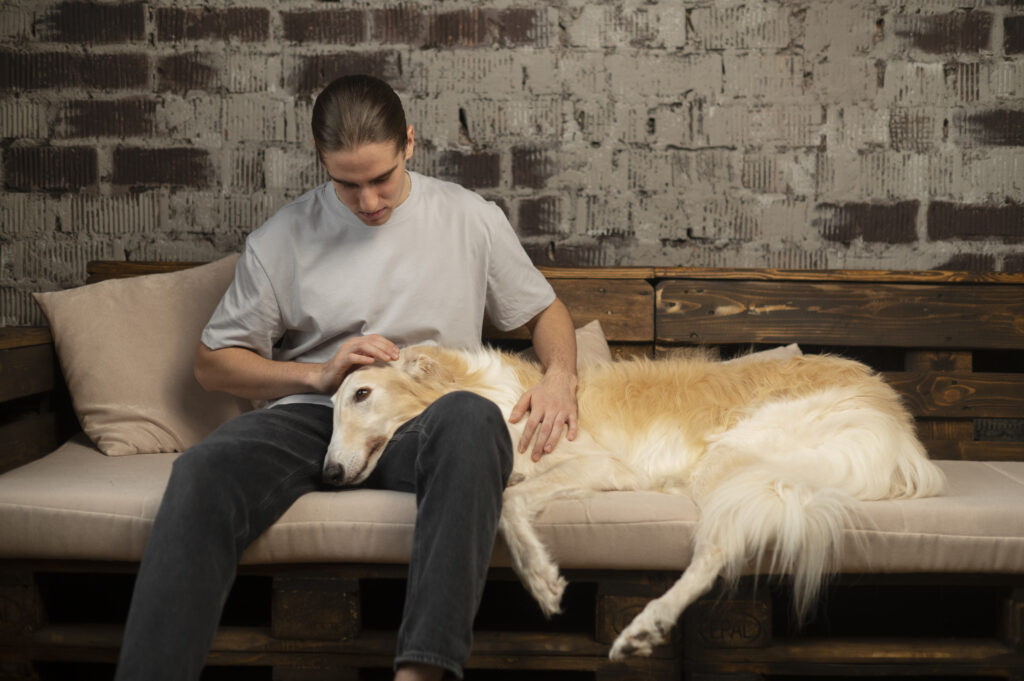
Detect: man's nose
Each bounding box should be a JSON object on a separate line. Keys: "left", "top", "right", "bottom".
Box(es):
{"left": 358, "top": 188, "right": 379, "bottom": 211}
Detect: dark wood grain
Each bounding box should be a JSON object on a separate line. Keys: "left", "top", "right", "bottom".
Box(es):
{"left": 657, "top": 280, "right": 1024, "bottom": 349}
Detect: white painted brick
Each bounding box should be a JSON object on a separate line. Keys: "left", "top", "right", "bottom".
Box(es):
{"left": 0, "top": 287, "right": 45, "bottom": 326}
{"left": 158, "top": 95, "right": 224, "bottom": 147}
{"left": 0, "top": 194, "right": 51, "bottom": 237}
{"left": 810, "top": 58, "right": 880, "bottom": 103}
{"left": 688, "top": 4, "right": 793, "bottom": 50}
{"left": 990, "top": 60, "right": 1024, "bottom": 100}
{"left": 0, "top": 98, "right": 48, "bottom": 139}
{"left": 562, "top": 5, "right": 665, "bottom": 49}
{"left": 880, "top": 61, "right": 949, "bottom": 105}
{"left": 805, "top": 3, "right": 881, "bottom": 57}
{"left": 225, "top": 52, "right": 280, "bottom": 94}
{"left": 408, "top": 52, "right": 523, "bottom": 96}
{"left": 222, "top": 193, "right": 281, "bottom": 232}
{"left": 608, "top": 53, "right": 722, "bottom": 99}
{"left": 403, "top": 96, "right": 462, "bottom": 148}
{"left": 826, "top": 105, "right": 890, "bottom": 150}
{"left": 228, "top": 149, "right": 264, "bottom": 192}
{"left": 223, "top": 95, "right": 292, "bottom": 142}
{"left": 265, "top": 147, "right": 320, "bottom": 193}
{"left": 460, "top": 96, "right": 563, "bottom": 144}
{"left": 723, "top": 54, "right": 805, "bottom": 100}
{"left": 68, "top": 194, "right": 162, "bottom": 235}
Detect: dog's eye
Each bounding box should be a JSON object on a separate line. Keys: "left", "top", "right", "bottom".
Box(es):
{"left": 354, "top": 387, "right": 371, "bottom": 403}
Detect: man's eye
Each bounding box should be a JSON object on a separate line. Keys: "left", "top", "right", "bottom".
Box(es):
{"left": 354, "top": 388, "right": 371, "bottom": 403}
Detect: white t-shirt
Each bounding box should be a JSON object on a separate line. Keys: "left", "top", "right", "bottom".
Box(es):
{"left": 201, "top": 170, "right": 555, "bottom": 408}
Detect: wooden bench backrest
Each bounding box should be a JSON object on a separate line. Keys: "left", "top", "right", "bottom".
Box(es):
{"left": 85, "top": 261, "right": 1024, "bottom": 463}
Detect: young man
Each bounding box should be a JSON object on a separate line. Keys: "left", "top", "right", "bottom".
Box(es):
{"left": 115, "top": 75, "right": 579, "bottom": 681}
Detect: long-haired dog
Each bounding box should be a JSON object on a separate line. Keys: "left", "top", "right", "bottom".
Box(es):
{"left": 322, "top": 344, "right": 946, "bottom": 659}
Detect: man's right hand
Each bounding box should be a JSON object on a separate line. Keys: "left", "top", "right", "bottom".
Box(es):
{"left": 315, "top": 334, "right": 401, "bottom": 395}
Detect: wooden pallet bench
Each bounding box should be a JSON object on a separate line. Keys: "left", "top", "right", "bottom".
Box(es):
{"left": 1, "top": 262, "right": 1022, "bottom": 681}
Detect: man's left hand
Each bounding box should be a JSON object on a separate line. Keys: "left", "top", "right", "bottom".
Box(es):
{"left": 509, "top": 370, "right": 578, "bottom": 461}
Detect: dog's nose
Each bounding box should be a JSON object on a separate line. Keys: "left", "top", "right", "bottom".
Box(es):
{"left": 323, "top": 461, "right": 346, "bottom": 487}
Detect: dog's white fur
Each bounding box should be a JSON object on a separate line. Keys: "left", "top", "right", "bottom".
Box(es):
{"left": 324, "top": 344, "right": 946, "bottom": 659}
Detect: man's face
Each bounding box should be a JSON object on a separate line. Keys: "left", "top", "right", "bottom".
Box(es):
{"left": 321, "top": 126, "right": 415, "bottom": 226}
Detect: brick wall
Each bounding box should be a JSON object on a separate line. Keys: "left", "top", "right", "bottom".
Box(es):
{"left": 1, "top": 0, "right": 1022, "bottom": 325}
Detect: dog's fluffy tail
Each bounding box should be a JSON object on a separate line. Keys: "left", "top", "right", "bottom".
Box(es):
{"left": 694, "top": 467, "right": 853, "bottom": 622}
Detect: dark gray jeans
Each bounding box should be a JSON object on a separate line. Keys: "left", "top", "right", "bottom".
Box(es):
{"left": 114, "top": 391, "right": 513, "bottom": 680}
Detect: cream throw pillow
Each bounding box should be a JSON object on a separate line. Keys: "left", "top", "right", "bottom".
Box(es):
{"left": 519, "top": 319, "right": 613, "bottom": 368}
{"left": 33, "top": 255, "right": 252, "bottom": 456}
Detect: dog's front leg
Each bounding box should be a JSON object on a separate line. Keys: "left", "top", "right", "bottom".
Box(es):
{"left": 500, "top": 455, "right": 644, "bottom": 618}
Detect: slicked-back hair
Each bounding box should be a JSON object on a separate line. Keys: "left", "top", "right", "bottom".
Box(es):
{"left": 311, "top": 75, "right": 407, "bottom": 161}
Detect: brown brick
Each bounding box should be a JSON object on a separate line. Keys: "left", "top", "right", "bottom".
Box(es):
{"left": 157, "top": 54, "right": 219, "bottom": 94}
{"left": 59, "top": 99, "right": 156, "bottom": 138}
{"left": 438, "top": 150, "right": 500, "bottom": 189}
{"left": 512, "top": 147, "right": 555, "bottom": 189}
{"left": 282, "top": 10, "right": 365, "bottom": 44}
{"left": 373, "top": 7, "right": 426, "bottom": 44}
{"left": 156, "top": 7, "right": 270, "bottom": 42}
{"left": 4, "top": 146, "right": 97, "bottom": 191}
{"left": 928, "top": 201, "right": 1024, "bottom": 243}
{"left": 956, "top": 109, "right": 1024, "bottom": 146}
{"left": 112, "top": 148, "right": 215, "bottom": 188}
{"left": 894, "top": 11, "right": 993, "bottom": 54}
{"left": 889, "top": 109, "right": 935, "bottom": 152}
{"left": 290, "top": 51, "right": 402, "bottom": 95}
{"left": 40, "top": 2, "right": 145, "bottom": 43}
{"left": 1005, "top": 16, "right": 1024, "bottom": 55}
{"left": 427, "top": 8, "right": 540, "bottom": 48}
{"left": 0, "top": 52, "right": 148, "bottom": 90}
{"left": 517, "top": 197, "right": 560, "bottom": 236}
{"left": 817, "top": 201, "right": 919, "bottom": 244}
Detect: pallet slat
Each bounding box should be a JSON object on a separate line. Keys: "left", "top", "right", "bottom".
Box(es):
{"left": 656, "top": 280, "right": 1024, "bottom": 349}
{"left": 884, "top": 372, "right": 1024, "bottom": 419}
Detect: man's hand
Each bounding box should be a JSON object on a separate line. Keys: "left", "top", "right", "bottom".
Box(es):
{"left": 315, "top": 334, "right": 400, "bottom": 395}
{"left": 509, "top": 369, "right": 579, "bottom": 461}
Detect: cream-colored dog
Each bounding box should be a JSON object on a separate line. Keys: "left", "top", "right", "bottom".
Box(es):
{"left": 323, "top": 344, "right": 946, "bottom": 659}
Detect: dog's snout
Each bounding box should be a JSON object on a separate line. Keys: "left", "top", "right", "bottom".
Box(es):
{"left": 323, "top": 461, "right": 346, "bottom": 487}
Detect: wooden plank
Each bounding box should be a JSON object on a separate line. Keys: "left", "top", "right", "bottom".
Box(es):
{"left": 86, "top": 261, "right": 201, "bottom": 283}
{"left": 656, "top": 280, "right": 1024, "bottom": 349}
{"left": 884, "top": 372, "right": 1024, "bottom": 419}
{"left": 0, "top": 343, "right": 55, "bottom": 403}
{"left": 0, "top": 413, "right": 59, "bottom": 474}
{"left": 538, "top": 266, "right": 656, "bottom": 280}
{"left": 271, "top": 576, "right": 360, "bottom": 641}
{"left": 655, "top": 267, "right": 1024, "bottom": 285}
{"left": 488, "top": 279, "right": 654, "bottom": 343}
{"left": 692, "top": 636, "right": 1016, "bottom": 665}
{"left": 924, "top": 440, "right": 1024, "bottom": 462}
{"left": 0, "top": 326, "right": 52, "bottom": 351}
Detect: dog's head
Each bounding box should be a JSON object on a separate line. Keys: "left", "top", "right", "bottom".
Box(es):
{"left": 322, "top": 346, "right": 454, "bottom": 487}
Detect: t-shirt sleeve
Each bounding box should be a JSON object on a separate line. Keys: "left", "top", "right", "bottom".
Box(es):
{"left": 200, "top": 245, "right": 284, "bottom": 358}
{"left": 484, "top": 204, "right": 556, "bottom": 331}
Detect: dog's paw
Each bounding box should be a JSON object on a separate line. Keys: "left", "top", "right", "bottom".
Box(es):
{"left": 608, "top": 608, "right": 673, "bottom": 661}
{"left": 525, "top": 562, "right": 567, "bottom": 618}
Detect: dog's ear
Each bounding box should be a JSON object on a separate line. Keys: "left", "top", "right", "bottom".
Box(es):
{"left": 399, "top": 349, "right": 453, "bottom": 384}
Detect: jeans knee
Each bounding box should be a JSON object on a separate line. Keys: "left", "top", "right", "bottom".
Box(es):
{"left": 422, "top": 391, "right": 513, "bottom": 480}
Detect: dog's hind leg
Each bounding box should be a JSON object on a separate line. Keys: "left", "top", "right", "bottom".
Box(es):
{"left": 608, "top": 541, "right": 727, "bottom": 660}
{"left": 501, "top": 455, "right": 643, "bottom": 618}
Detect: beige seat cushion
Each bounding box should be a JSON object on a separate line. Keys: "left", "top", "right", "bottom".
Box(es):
{"left": 1, "top": 436, "right": 1022, "bottom": 574}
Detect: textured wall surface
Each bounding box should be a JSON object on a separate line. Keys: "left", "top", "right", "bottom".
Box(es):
{"left": 1, "top": 1, "right": 1023, "bottom": 325}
